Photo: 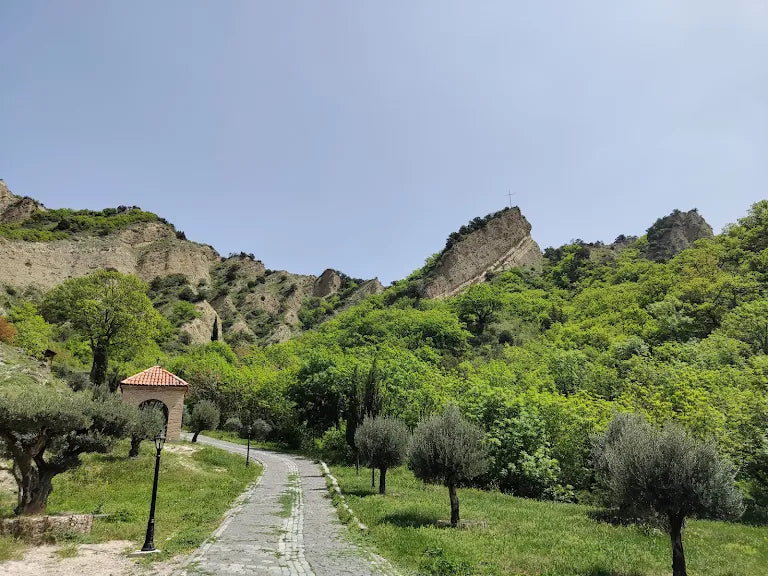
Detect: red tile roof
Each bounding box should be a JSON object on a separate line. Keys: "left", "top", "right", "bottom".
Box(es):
{"left": 121, "top": 365, "right": 189, "bottom": 388}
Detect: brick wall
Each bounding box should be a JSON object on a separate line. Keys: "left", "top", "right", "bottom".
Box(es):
{"left": 120, "top": 385, "right": 186, "bottom": 441}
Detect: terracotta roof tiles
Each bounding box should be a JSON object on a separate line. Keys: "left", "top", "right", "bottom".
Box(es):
{"left": 121, "top": 365, "right": 189, "bottom": 388}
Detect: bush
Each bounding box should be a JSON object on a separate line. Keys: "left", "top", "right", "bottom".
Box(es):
{"left": 409, "top": 405, "right": 488, "bottom": 527}
{"left": 318, "top": 426, "right": 354, "bottom": 464}
{"left": 223, "top": 417, "right": 243, "bottom": 435}
{"left": 0, "top": 317, "right": 17, "bottom": 344}
{"left": 242, "top": 418, "right": 272, "bottom": 441}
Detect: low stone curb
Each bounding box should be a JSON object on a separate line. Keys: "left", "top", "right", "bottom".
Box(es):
{"left": 319, "top": 461, "right": 368, "bottom": 531}
{"left": 0, "top": 514, "right": 93, "bottom": 544}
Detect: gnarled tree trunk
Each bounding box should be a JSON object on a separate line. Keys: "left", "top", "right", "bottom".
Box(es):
{"left": 448, "top": 482, "right": 460, "bottom": 528}
{"left": 669, "top": 514, "right": 687, "bottom": 576}
{"left": 191, "top": 430, "right": 200, "bottom": 442}
{"left": 16, "top": 461, "right": 58, "bottom": 516}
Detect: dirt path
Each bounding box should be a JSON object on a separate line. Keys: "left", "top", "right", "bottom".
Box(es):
{"left": 0, "top": 540, "right": 180, "bottom": 576}
{"left": 178, "top": 434, "right": 395, "bottom": 576}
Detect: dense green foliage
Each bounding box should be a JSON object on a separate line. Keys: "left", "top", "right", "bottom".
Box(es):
{"left": 42, "top": 271, "right": 162, "bottom": 385}
{"left": 0, "top": 205, "right": 164, "bottom": 241}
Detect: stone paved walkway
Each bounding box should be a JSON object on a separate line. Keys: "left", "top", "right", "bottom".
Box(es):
{"left": 177, "top": 435, "right": 394, "bottom": 576}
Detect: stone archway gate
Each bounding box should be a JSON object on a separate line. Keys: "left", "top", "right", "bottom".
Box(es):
{"left": 120, "top": 365, "right": 189, "bottom": 441}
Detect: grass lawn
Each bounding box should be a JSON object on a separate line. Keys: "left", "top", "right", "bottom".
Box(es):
{"left": 331, "top": 465, "right": 768, "bottom": 576}
{"left": 1, "top": 439, "right": 261, "bottom": 562}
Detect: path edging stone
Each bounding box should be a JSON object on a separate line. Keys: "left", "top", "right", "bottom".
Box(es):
{"left": 319, "top": 461, "right": 368, "bottom": 531}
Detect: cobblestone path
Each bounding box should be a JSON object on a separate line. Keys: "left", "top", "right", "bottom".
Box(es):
{"left": 177, "top": 435, "right": 393, "bottom": 576}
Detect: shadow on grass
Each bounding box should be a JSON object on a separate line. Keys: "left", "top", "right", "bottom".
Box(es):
{"left": 343, "top": 488, "right": 380, "bottom": 498}
{"left": 583, "top": 567, "right": 644, "bottom": 576}
{"left": 588, "top": 508, "right": 646, "bottom": 527}
{"left": 382, "top": 511, "right": 439, "bottom": 528}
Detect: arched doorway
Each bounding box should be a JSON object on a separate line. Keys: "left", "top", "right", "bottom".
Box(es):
{"left": 138, "top": 399, "right": 169, "bottom": 432}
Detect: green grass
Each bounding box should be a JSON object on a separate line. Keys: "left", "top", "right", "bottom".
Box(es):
{"left": 0, "top": 439, "right": 261, "bottom": 562}
{"left": 331, "top": 465, "right": 768, "bottom": 576}
{"left": 278, "top": 474, "right": 300, "bottom": 518}
{"left": 0, "top": 536, "right": 25, "bottom": 562}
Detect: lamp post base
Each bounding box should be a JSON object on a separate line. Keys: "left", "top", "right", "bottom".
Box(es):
{"left": 128, "top": 549, "right": 162, "bottom": 557}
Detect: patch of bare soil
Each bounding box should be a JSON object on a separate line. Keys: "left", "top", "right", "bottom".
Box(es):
{"left": 163, "top": 445, "right": 199, "bottom": 456}
{"left": 0, "top": 470, "right": 15, "bottom": 494}
{"left": 0, "top": 540, "right": 183, "bottom": 576}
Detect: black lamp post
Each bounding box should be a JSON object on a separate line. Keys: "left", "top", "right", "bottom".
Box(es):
{"left": 141, "top": 432, "right": 166, "bottom": 552}
{"left": 245, "top": 425, "right": 252, "bottom": 467}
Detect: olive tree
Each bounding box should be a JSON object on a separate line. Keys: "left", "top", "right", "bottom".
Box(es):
{"left": 190, "top": 399, "right": 220, "bottom": 442}
{"left": 355, "top": 416, "right": 409, "bottom": 494}
{"left": 43, "top": 271, "right": 161, "bottom": 385}
{"left": 128, "top": 404, "right": 166, "bottom": 457}
{"left": 0, "top": 379, "right": 136, "bottom": 515}
{"left": 408, "top": 405, "right": 489, "bottom": 527}
{"left": 593, "top": 413, "right": 744, "bottom": 576}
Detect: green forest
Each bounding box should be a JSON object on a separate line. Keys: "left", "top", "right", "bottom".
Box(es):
{"left": 3, "top": 200, "right": 768, "bottom": 522}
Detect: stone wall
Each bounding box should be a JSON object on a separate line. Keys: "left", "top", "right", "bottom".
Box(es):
{"left": 120, "top": 385, "right": 186, "bottom": 441}
{"left": 0, "top": 514, "right": 93, "bottom": 544}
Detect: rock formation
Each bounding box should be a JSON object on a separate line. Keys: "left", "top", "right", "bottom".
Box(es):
{"left": 313, "top": 269, "right": 342, "bottom": 298}
{"left": 0, "top": 180, "right": 45, "bottom": 224}
{"left": 644, "top": 209, "right": 713, "bottom": 262}
{"left": 180, "top": 301, "right": 222, "bottom": 345}
{"left": 422, "top": 207, "right": 542, "bottom": 299}
{"left": 0, "top": 221, "right": 218, "bottom": 291}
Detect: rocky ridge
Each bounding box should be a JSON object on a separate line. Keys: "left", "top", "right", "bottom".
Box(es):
{"left": 0, "top": 183, "right": 384, "bottom": 344}
{"left": 422, "top": 207, "right": 543, "bottom": 299}
{"left": 644, "top": 209, "right": 713, "bottom": 262}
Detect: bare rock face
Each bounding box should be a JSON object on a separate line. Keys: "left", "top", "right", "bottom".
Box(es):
{"left": 644, "top": 209, "right": 713, "bottom": 262}
{"left": 180, "top": 300, "right": 222, "bottom": 345}
{"left": 423, "top": 207, "right": 542, "bottom": 299}
{"left": 0, "top": 180, "right": 45, "bottom": 224}
{"left": 344, "top": 278, "right": 384, "bottom": 307}
{"left": 313, "top": 269, "right": 342, "bottom": 297}
{"left": 0, "top": 221, "right": 219, "bottom": 291}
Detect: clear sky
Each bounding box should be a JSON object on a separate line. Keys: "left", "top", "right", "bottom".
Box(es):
{"left": 1, "top": 2, "right": 767, "bottom": 284}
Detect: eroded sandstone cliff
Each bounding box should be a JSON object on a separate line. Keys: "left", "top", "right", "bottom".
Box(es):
{"left": 422, "top": 207, "right": 542, "bottom": 299}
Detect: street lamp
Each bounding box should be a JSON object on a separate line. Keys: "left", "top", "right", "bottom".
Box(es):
{"left": 141, "top": 432, "right": 166, "bottom": 552}
{"left": 245, "top": 425, "right": 252, "bottom": 468}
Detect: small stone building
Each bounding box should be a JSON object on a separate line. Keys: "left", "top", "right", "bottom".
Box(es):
{"left": 120, "top": 366, "right": 189, "bottom": 441}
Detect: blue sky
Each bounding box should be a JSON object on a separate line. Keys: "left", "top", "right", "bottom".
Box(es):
{"left": 1, "top": 1, "right": 767, "bottom": 284}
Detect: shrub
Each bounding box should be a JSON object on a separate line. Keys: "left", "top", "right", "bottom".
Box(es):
{"left": 0, "top": 317, "right": 17, "bottom": 344}
{"left": 409, "top": 406, "right": 489, "bottom": 526}
{"left": 593, "top": 413, "right": 744, "bottom": 576}
{"left": 223, "top": 417, "right": 243, "bottom": 435}
{"left": 242, "top": 418, "right": 272, "bottom": 441}
{"left": 317, "top": 426, "right": 354, "bottom": 464}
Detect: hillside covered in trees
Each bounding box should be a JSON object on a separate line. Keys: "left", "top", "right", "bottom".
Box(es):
{"left": 2, "top": 200, "right": 768, "bottom": 522}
